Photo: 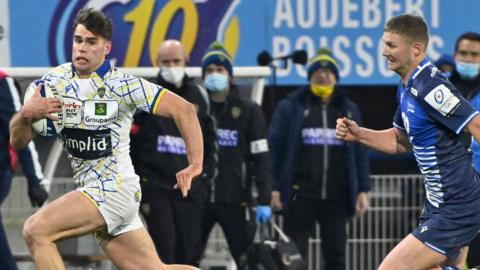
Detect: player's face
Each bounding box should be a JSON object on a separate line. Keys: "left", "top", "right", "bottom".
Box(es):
{"left": 72, "top": 24, "right": 112, "bottom": 78}
{"left": 455, "top": 39, "right": 480, "bottom": 64}
{"left": 382, "top": 32, "right": 415, "bottom": 76}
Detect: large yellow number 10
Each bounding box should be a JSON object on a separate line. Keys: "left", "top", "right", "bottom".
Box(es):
{"left": 123, "top": 0, "right": 198, "bottom": 67}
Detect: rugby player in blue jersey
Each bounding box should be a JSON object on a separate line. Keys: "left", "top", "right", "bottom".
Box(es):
{"left": 336, "top": 14, "right": 480, "bottom": 270}
{"left": 9, "top": 8, "right": 201, "bottom": 270}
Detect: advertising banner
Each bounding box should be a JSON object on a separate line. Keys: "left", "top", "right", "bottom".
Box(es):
{"left": 6, "top": 0, "right": 480, "bottom": 84}
{"left": 0, "top": 0, "right": 11, "bottom": 66}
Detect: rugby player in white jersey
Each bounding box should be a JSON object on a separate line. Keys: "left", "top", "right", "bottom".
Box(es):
{"left": 9, "top": 8, "right": 202, "bottom": 270}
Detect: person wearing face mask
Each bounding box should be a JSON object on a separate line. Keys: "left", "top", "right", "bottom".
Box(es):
{"left": 448, "top": 32, "right": 480, "bottom": 268}
{"left": 450, "top": 32, "right": 480, "bottom": 154}
{"left": 129, "top": 40, "right": 216, "bottom": 266}
{"left": 194, "top": 42, "right": 273, "bottom": 269}
{"left": 269, "top": 48, "right": 370, "bottom": 270}
{"left": 451, "top": 32, "right": 480, "bottom": 95}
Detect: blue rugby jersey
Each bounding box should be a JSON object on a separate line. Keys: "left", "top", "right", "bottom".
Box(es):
{"left": 393, "top": 59, "right": 480, "bottom": 209}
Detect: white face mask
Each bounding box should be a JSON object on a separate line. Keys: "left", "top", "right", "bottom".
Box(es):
{"left": 160, "top": 66, "right": 185, "bottom": 85}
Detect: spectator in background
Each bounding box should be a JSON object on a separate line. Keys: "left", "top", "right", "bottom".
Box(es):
{"left": 434, "top": 54, "right": 455, "bottom": 76}
{"left": 0, "top": 69, "right": 48, "bottom": 269}
{"left": 195, "top": 42, "right": 273, "bottom": 269}
{"left": 448, "top": 31, "right": 480, "bottom": 268}
{"left": 269, "top": 48, "right": 370, "bottom": 270}
{"left": 450, "top": 32, "right": 480, "bottom": 100}
{"left": 130, "top": 40, "right": 216, "bottom": 266}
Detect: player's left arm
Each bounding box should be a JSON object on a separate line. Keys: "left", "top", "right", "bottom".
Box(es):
{"left": 154, "top": 90, "right": 204, "bottom": 197}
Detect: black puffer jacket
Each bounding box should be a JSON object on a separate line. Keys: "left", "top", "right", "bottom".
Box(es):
{"left": 207, "top": 86, "right": 272, "bottom": 205}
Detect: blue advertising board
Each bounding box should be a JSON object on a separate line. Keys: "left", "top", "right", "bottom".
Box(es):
{"left": 1, "top": 0, "right": 479, "bottom": 84}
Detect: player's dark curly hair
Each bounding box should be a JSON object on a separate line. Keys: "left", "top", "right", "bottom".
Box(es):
{"left": 385, "top": 14, "right": 429, "bottom": 52}
{"left": 73, "top": 8, "right": 113, "bottom": 40}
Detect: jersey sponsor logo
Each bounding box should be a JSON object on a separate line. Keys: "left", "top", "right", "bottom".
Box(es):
{"left": 157, "top": 135, "right": 186, "bottom": 154}
{"left": 302, "top": 128, "right": 344, "bottom": 145}
{"left": 95, "top": 103, "right": 107, "bottom": 116}
{"left": 424, "top": 84, "right": 460, "bottom": 116}
{"left": 63, "top": 97, "right": 83, "bottom": 125}
{"left": 217, "top": 129, "right": 238, "bottom": 147}
{"left": 250, "top": 138, "right": 269, "bottom": 154}
{"left": 60, "top": 128, "right": 112, "bottom": 160}
{"left": 83, "top": 100, "right": 118, "bottom": 126}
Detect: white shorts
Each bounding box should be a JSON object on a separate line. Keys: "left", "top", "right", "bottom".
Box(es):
{"left": 78, "top": 177, "right": 144, "bottom": 241}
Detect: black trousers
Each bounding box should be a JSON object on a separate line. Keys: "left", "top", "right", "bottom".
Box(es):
{"left": 197, "top": 202, "right": 256, "bottom": 268}
{"left": 284, "top": 196, "right": 348, "bottom": 270}
{"left": 140, "top": 188, "right": 204, "bottom": 265}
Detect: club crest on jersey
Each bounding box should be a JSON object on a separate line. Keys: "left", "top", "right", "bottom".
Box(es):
{"left": 231, "top": 107, "right": 241, "bottom": 119}
{"left": 97, "top": 87, "right": 106, "bottom": 98}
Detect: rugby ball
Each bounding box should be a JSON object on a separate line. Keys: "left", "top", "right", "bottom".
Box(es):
{"left": 23, "top": 81, "right": 64, "bottom": 137}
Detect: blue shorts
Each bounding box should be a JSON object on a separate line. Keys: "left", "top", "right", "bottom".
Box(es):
{"left": 412, "top": 202, "right": 480, "bottom": 259}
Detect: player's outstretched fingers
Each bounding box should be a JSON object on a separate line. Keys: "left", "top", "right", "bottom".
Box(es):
{"left": 174, "top": 170, "right": 192, "bottom": 198}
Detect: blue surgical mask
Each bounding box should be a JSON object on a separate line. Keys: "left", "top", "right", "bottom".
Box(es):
{"left": 204, "top": 73, "right": 229, "bottom": 92}
{"left": 456, "top": 61, "right": 480, "bottom": 80}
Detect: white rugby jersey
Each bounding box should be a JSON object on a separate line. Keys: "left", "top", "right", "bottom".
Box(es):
{"left": 25, "top": 61, "right": 165, "bottom": 203}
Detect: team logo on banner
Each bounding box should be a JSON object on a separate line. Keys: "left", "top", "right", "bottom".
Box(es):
{"left": 49, "top": 0, "right": 241, "bottom": 67}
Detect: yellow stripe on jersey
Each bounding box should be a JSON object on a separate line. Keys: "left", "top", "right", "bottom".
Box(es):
{"left": 152, "top": 89, "right": 167, "bottom": 115}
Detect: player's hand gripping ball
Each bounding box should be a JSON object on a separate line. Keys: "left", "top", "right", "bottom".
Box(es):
{"left": 23, "top": 81, "right": 64, "bottom": 137}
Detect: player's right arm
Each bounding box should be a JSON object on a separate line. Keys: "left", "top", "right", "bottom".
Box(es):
{"left": 10, "top": 85, "right": 61, "bottom": 149}
{"left": 336, "top": 117, "right": 411, "bottom": 154}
